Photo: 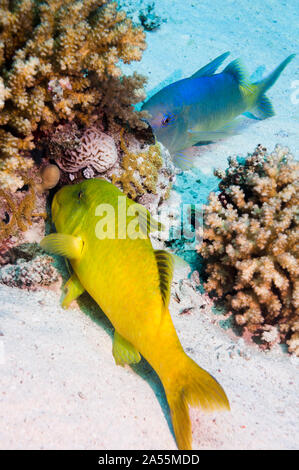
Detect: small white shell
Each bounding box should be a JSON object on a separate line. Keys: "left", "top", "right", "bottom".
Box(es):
{"left": 83, "top": 167, "right": 95, "bottom": 179}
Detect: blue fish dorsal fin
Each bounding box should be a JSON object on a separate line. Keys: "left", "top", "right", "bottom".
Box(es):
{"left": 190, "top": 52, "right": 230, "bottom": 79}
{"left": 223, "top": 58, "right": 250, "bottom": 87}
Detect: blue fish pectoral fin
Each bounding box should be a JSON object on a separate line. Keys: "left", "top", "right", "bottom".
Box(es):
{"left": 173, "top": 148, "right": 198, "bottom": 170}
{"left": 190, "top": 51, "right": 230, "bottom": 79}
{"left": 249, "top": 94, "right": 275, "bottom": 120}
{"left": 187, "top": 119, "right": 243, "bottom": 145}
{"left": 40, "top": 233, "right": 84, "bottom": 260}
{"left": 112, "top": 331, "right": 141, "bottom": 367}
{"left": 242, "top": 111, "right": 261, "bottom": 120}
{"left": 62, "top": 272, "right": 85, "bottom": 309}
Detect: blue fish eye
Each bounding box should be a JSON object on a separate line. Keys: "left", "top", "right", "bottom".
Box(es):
{"left": 161, "top": 113, "right": 176, "bottom": 128}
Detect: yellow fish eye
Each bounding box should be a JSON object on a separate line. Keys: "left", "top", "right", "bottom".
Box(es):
{"left": 78, "top": 190, "right": 84, "bottom": 200}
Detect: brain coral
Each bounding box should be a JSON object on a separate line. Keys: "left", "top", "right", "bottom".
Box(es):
{"left": 45, "top": 122, "right": 176, "bottom": 209}
{"left": 56, "top": 127, "right": 118, "bottom": 173}
{"left": 198, "top": 144, "right": 299, "bottom": 355}
{"left": 0, "top": 0, "right": 148, "bottom": 191}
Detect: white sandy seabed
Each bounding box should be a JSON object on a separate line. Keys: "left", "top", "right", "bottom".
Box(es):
{"left": 1, "top": 0, "right": 299, "bottom": 450}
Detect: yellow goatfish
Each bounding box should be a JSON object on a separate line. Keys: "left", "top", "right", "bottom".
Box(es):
{"left": 40, "top": 179, "right": 229, "bottom": 450}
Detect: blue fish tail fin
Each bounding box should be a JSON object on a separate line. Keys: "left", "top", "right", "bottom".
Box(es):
{"left": 250, "top": 54, "right": 295, "bottom": 119}
{"left": 254, "top": 54, "right": 296, "bottom": 95}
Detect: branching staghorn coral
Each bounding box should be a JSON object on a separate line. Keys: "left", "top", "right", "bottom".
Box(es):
{"left": 198, "top": 144, "right": 299, "bottom": 355}
{"left": 0, "top": 0, "right": 148, "bottom": 191}
{"left": 111, "top": 127, "right": 163, "bottom": 199}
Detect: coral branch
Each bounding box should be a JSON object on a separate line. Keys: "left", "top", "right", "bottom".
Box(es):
{"left": 0, "top": 0, "right": 148, "bottom": 191}
{"left": 199, "top": 145, "right": 299, "bottom": 355}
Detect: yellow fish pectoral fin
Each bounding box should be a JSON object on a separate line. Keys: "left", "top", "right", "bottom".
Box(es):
{"left": 62, "top": 272, "right": 85, "bottom": 309}
{"left": 40, "top": 233, "right": 83, "bottom": 260}
{"left": 112, "top": 331, "right": 141, "bottom": 367}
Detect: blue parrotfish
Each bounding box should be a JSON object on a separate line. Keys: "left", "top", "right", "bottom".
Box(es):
{"left": 141, "top": 52, "right": 295, "bottom": 167}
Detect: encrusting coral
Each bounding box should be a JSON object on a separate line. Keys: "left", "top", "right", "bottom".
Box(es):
{"left": 0, "top": 0, "right": 148, "bottom": 191}
{"left": 0, "top": 242, "right": 59, "bottom": 289}
{"left": 111, "top": 127, "right": 163, "bottom": 199}
{"left": 0, "top": 178, "right": 46, "bottom": 242}
{"left": 198, "top": 144, "right": 299, "bottom": 355}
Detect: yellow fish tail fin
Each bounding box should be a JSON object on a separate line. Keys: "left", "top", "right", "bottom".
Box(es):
{"left": 164, "top": 354, "right": 230, "bottom": 450}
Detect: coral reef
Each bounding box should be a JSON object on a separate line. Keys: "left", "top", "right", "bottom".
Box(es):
{"left": 111, "top": 128, "right": 177, "bottom": 210}
{"left": 0, "top": 0, "right": 148, "bottom": 191}
{"left": 46, "top": 121, "right": 177, "bottom": 210}
{"left": 0, "top": 243, "right": 59, "bottom": 290}
{"left": 111, "top": 127, "right": 162, "bottom": 198}
{"left": 0, "top": 179, "right": 46, "bottom": 241}
{"left": 0, "top": 170, "right": 48, "bottom": 266}
{"left": 198, "top": 144, "right": 299, "bottom": 355}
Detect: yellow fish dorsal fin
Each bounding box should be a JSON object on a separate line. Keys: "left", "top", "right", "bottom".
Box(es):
{"left": 40, "top": 233, "right": 83, "bottom": 260}
{"left": 154, "top": 250, "right": 174, "bottom": 307}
